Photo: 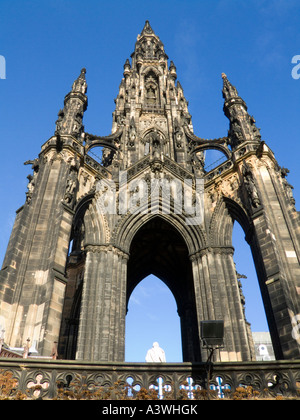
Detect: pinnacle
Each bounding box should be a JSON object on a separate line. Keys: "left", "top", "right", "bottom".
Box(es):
{"left": 71, "top": 68, "right": 87, "bottom": 94}
{"left": 141, "top": 20, "right": 155, "bottom": 35}
{"left": 221, "top": 73, "right": 242, "bottom": 103}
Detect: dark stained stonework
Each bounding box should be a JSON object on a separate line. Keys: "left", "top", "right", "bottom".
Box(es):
{"left": 0, "top": 21, "right": 299, "bottom": 362}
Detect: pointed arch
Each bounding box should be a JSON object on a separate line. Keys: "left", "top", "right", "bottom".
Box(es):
{"left": 209, "top": 195, "right": 253, "bottom": 247}
{"left": 140, "top": 65, "right": 162, "bottom": 77}
{"left": 112, "top": 207, "right": 207, "bottom": 256}
{"left": 125, "top": 214, "right": 202, "bottom": 362}
{"left": 73, "top": 192, "right": 110, "bottom": 246}
{"left": 125, "top": 274, "right": 182, "bottom": 362}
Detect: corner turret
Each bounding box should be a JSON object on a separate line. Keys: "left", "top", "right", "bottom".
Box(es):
{"left": 222, "top": 73, "right": 261, "bottom": 149}
{"left": 55, "top": 68, "right": 88, "bottom": 143}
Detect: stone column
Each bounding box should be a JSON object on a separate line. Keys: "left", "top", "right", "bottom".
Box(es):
{"left": 191, "top": 247, "right": 253, "bottom": 362}
{"left": 76, "top": 245, "right": 128, "bottom": 362}
{"left": 245, "top": 160, "right": 300, "bottom": 359}
{"left": 0, "top": 153, "right": 77, "bottom": 356}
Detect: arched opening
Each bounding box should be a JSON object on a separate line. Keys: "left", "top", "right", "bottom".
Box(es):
{"left": 126, "top": 216, "right": 201, "bottom": 362}
{"left": 232, "top": 221, "right": 275, "bottom": 360}
{"left": 204, "top": 149, "right": 227, "bottom": 172}
{"left": 87, "top": 145, "right": 115, "bottom": 167}
{"left": 125, "top": 274, "right": 182, "bottom": 362}
{"left": 58, "top": 208, "right": 87, "bottom": 359}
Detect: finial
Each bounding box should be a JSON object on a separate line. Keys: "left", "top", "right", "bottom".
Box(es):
{"left": 123, "top": 58, "right": 131, "bottom": 77}
{"left": 142, "top": 20, "right": 154, "bottom": 35}
{"left": 72, "top": 68, "right": 87, "bottom": 94}
{"left": 221, "top": 73, "right": 240, "bottom": 101}
{"left": 124, "top": 58, "right": 131, "bottom": 69}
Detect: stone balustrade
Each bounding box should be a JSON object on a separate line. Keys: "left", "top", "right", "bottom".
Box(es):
{"left": 0, "top": 358, "right": 299, "bottom": 399}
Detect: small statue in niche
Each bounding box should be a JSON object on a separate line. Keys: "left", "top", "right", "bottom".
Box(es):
{"left": 175, "top": 131, "right": 183, "bottom": 148}
{"left": 64, "top": 169, "right": 78, "bottom": 206}
{"left": 174, "top": 118, "right": 183, "bottom": 148}
{"left": 146, "top": 85, "right": 156, "bottom": 104}
{"left": 149, "top": 129, "right": 162, "bottom": 160}
{"left": 102, "top": 148, "right": 114, "bottom": 167}
{"left": 24, "top": 158, "right": 39, "bottom": 204}
{"left": 72, "top": 110, "right": 84, "bottom": 137}
{"left": 191, "top": 152, "right": 205, "bottom": 177}
{"left": 55, "top": 109, "right": 64, "bottom": 134}
{"left": 279, "top": 166, "right": 296, "bottom": 208}
{"left": 247, "top": 114, "right": 261, "bottom": 141}
{"left": 242, "top": 163, "right": 261, "bottom": 208}
{"left": 152, "top": 138, "right": 161, "bottom": 160}
{"left": 128, "top": 117, "right": 137, "bottom": 147}
{"left": 229, "top": 120, "right": 244, "bottom": 146}
{"left": 25, "top": 174, "right": 35, "bottom": 203}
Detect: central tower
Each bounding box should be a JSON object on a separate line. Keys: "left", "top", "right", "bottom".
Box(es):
{"left": 109, "top": 20, "right": 198, "bottom": 172}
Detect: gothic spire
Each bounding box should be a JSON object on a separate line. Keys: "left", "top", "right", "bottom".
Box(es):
{"left": 222, "top": 73, "right": 261, "bottom": 149}
{"left": 110, "top": 21, "right": 193, "bottom": 171}
{"left": 221, "top": 73, "right": 240, "bottom": 102}
{"left": 133, "top": 20, "right": 168, "bottom": 65}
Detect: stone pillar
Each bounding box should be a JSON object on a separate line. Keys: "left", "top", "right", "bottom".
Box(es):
{"left": 244, "top": 158, "right": 300, "bottom": 359}
{"left": 191, "top": 247, "right": 253, "bottom": 362}
{"left": 76, "top": 245, "right": 128, "bottom": 362}
{"left": 249, "top": 209, "right": 300, "bottom": 359}
{"left": 178, "top": 303, "right": 201, "bottom": 362}
{"left": 0, "top": 151, "right": 78, "bottom": 356}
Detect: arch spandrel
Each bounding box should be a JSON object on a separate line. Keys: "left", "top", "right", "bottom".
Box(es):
{"left": 112, "top": 210, "right": 207, "bottom": 256}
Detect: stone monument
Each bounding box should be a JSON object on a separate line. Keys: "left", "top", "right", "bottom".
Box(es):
{"left": 0, "top": 21, "right": 299, "bottom": 363}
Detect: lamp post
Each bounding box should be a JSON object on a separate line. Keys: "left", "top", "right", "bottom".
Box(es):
{"left": 200, "top": 320, "right": 224, "bottom": 394}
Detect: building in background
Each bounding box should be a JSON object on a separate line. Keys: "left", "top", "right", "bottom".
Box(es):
{"left": 252, "top": 332, "right": 275, "bottom": 361}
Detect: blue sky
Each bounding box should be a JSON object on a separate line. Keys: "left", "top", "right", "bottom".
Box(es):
{"left": 0, "top": 0, "right": 300, "bottom": 362}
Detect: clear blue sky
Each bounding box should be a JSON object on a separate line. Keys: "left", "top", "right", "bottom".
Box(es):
{"left": 0, "top": 0, "right": 300, "bottom": 362}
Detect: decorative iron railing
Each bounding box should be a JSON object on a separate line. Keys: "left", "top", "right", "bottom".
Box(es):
{"left": 0, "top": 358, "right": 300, "bottom": 400}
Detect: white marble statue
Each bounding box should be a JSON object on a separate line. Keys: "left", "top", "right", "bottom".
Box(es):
{"left": 145, "top": 342, "right": 166, "bottom": 362}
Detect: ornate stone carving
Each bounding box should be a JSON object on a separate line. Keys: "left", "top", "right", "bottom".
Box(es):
{"left": 242, "top": 163, "right": 261, "bottom": 208}
{"left": 24, "top": 158, "right": 39, "bottom": 204}
{"left": 2, "top": 20, "right": 300, "bottom": 365}
{"left": 64, "top": 158, "right": 80, "bottom": 207}
{"left": 278, "top": 166, "right": 296, "bottom": 209}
